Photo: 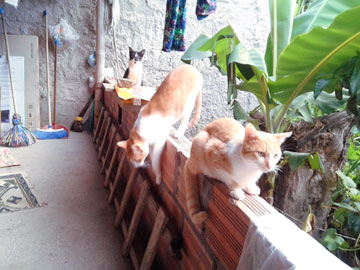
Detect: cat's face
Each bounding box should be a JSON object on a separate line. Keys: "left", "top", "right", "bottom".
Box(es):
{"left": 242, "top": 123, "right": 292, "bottom": 173}
{"left": 117, "top": 129, "right": 149, "bottom": 168}
{"left": 129, "top": 47, "right": 145, "bottom": 63}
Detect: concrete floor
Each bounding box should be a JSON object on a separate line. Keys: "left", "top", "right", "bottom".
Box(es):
{"left": 0, "top": 132, "right": 132, "bottom": 270}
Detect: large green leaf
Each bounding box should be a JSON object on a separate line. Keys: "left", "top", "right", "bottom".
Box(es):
{"left": 291, "top": 0, "right": 360, "bottom": 39}
{"left": 265, "top": 0, "right": 296, "bottom": 76}
{"left": 228, "top": 42, "right": 267, "bottom": 83}
{"left": 272, "top": 6, "right": 360, "bottom": 104}
{"left": 181, "top": 34, "right": 212, "bottom": 64}
{"left": 321, "top": 228, "right": 346, "bottom": 251}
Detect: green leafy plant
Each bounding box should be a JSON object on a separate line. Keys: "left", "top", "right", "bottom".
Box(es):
{"left": 182, "top": 0, "right": 360, "bottom": 133}
{"left": 181, "top": 0, "right": 360, "bottom": 199}
{"left": 322, "top": 129, "right": 360, "bottom": 267}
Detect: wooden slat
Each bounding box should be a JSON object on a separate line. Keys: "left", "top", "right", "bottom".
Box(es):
{"left": 121, "top": 221, "right": 140, "bottom": 270}
{"left": 108, "top": 154, "right": 126, "bottom": 203}
{"left": 122, "top": 181, "right": 150, "bottom": 256}
{"left": 139, "top": 207, "right": 168, "bottom": 270}
{"left": 101, "top": 126, "right": 117, "bottom": 174}
{"left": 104, "top": 147, "right": 119, "bottom": 188}
{"left": 114, "top": 167, "right": 138, "bottom": 228}
{"left": 98, "top": 116, "right": 112, "bottom": 160}
{"left": 93, "top": 106, "right": 104, "bottom": 142}
{"left": 96, "top": 111, "right": 109, "bottom": 147}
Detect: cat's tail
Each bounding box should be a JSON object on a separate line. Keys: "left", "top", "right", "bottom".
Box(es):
{"left": 184, "top": 159, "right": 208, "bottom": 224}
{"left": 188, "top": 90, "right": 202, "bottom": 128}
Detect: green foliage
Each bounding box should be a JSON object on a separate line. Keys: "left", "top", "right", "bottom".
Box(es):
{"left": 322, "top": 129, "right": 360, "bottom": 267}
{"left": 314, "top": 53, "right": 360, "bottom": 127}
{"left": 181, "top": 1, "right": 360, "bottom": 134}
{"left": 284, "top": 150, "right": 324, "bottom": 173}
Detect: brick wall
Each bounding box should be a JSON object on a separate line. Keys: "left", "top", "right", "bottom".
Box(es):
{"left": 103, "top": 91, "right": 277, "bottom": 270}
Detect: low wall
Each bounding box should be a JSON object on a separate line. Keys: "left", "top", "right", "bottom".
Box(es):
{"left": 103, "top": 90, "right": 276, "bottom": 269}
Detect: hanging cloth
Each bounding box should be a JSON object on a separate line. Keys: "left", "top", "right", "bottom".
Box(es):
{"left": 196, "top": 0, "right": 217, "bottom": 20}
{"left": 162, "top": 0, "right": 187, "bottom": 52}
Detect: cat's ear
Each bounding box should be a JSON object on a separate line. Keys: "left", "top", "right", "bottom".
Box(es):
{"left": 117, "top": 140, "right": 128, "bottom": 149}
{"left": 140, "top": 49, "right": 145, "bottom": 57}
{"left": 245, "top": 123, "right": 259, "bottom": 142}
{"left": 129, "top": 47, "right": 133, "bottom": 53}
{"left": 274, "top": 132, "right": 292, "bottom": 144}
{"left": 131, "top": 144, "right": 142, "bottom": 155}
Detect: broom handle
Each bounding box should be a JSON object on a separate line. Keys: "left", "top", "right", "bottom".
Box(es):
{"left": 0, "top": 9, "right": 17, "bottom": 114}
{"left": 44, "top": 11, "right": 52, "bottom": 127}
{"left": 53, "top": 42, "right": 57, "bottom": 125}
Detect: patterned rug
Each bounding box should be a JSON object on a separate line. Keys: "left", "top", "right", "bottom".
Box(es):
{"left": 0, "top": 173, "right": 41, "bottom": 214}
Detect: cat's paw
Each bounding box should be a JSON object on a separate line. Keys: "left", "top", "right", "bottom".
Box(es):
{"left": 229, "top": 189, "right": 245, "bottom": 201}
{"left": 244, "top": 185, "right": 260, "bottom": 196}
{"left": 191, "top": 211, "right": 208, "bottom": 224}
{"left": 156, "top": 174, "right": 162, "bottom": 185}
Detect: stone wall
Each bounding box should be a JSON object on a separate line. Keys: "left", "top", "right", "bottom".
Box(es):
{"left": 0, "top": 0, "right": 268, "bottom": 135}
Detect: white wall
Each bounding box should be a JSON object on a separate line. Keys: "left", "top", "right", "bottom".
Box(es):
{"left": 0, "top": 0, "right": 269, "bottom": 136}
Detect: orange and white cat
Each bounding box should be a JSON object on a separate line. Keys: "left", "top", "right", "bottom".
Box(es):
{"left": 184, "top": 118, "right": 292, "bottom": 224}
{"left": 118, "top": 65, "right": 203, "bottom": 184}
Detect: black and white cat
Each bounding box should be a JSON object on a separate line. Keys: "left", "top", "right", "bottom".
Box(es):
{"left": 123, "top": 47, "right": 145, "bottom": 88}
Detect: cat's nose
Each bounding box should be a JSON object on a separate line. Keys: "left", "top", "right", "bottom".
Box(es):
{"left": 266, "top": 161, "right": 272, "bottom": 170}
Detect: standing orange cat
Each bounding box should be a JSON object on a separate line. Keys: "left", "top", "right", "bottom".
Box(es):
{"left": 118, "top": 65, "right": 203, "bottom": 184}
{"left": 184, "top": 118, "right": 292, "bottom": 224}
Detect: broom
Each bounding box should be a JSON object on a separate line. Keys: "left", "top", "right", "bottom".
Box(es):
{"left": 33, "top": 10, "right": 68, "bottom": 140}
{"left": 0, "top": 8, "right": 36, "bottom": 147}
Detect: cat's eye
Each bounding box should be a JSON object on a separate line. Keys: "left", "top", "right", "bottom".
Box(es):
{"left": 257, "top": 151, "right": 265, "bottom": 158}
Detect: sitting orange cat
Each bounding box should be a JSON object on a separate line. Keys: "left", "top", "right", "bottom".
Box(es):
{"left": 118, "top": 65, "right": 203, "bottom": 184}
{"left": 184, "top": 118, "right": 292, "bottom": 224}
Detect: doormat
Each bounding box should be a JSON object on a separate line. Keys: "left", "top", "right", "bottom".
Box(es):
{"left": 0, "top": 148, "right": 20, "bottom": 168}
{"left": 0, "top": 173, "right": 41, "bottom": 214}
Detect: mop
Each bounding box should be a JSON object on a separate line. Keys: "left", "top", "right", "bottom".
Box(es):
{"left": 0, "top": 8, "right": 36, "bottom": 147}
{"left": 33, "top": 11, "right": 68, "bottom": 139}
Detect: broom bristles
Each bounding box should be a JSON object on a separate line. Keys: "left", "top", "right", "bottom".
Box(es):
{"left": 0, "top": 113, "right": 36, "bottom": 147}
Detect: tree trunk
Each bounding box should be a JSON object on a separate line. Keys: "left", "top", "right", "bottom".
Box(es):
{"left": 273, "top": 111, "right": 354, "bottom": 237}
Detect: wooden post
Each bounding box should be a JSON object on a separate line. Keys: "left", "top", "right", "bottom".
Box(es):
{"left": 93, "top": 106, "right": 104, "bottom": 142}
{"left": 122, "top": 181, "right": 150, "bottom": 256}
{"left": 101, "top": 126, "right": 116, "bottom": 174}
{"left": 139, "top": 207, "right": 168, "bottom": 270}
{"left": 104, "top": 146, "right": 119, "bottom": 188}
{"left": 114, "top": 167, "right": 138, "bottom": 228}
{"left": 98, "top": 116, "right": 111, "bottom": 160}
{"left": 108, "top": 154, "right": 126, "bottom": 203}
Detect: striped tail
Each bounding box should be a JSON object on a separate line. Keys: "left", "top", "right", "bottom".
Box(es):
{"left": 184, "top": 159, "right": 208, "bottom": 224}
{"left": 188, "top": 90, "right": 202, "bottom": 128}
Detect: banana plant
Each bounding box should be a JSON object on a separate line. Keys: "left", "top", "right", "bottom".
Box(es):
{"left": 181, "top": 0, "right": 360, "bottom": 201}
{"left": 181, "top": 0, "right": 360, "bottom": 134}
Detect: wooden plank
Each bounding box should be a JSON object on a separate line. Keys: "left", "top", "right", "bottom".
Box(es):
{"left": 108, "top": 154, "right": 126, "bottom": 203}
{"left": 122, "top": 181, "right": 150, "bottom": 257}
{"left": 139, "top": 207, "right": 168, "bottom": 270}
{"left": 121, "top": 221, "right": 140, "bottom": 270}
{"left": 101, "top": 126, "right": 116, "bottom": 174}
{"left": 96, "top": 110, "right": 109, "bottom": 147}
{"left": 104, "top": 147, "right": 119, "bottom": 188}
{"left": 98, "top": 116, "right": 112, "bottom": 160}
{"left": 93, "top": 106, "right": 104, "bottom": 142}
{"left": 114, "top": 167, "right": 138, "bottom": 228}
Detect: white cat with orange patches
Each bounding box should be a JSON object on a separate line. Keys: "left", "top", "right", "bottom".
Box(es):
{"left": 118, "top": 65, "right": 203, "bottom": 184}
{"left": 184, "top": 118, "right": 292, "bottom": 224}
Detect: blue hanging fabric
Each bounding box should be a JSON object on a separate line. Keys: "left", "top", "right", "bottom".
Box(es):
{"left": 162, "top": 0, "right": 187, "bottom": 52}
{"left": 196, "top": 0, "right": 217, "bottom": 20}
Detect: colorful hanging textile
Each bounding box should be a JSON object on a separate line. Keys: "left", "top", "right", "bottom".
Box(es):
{"left": 196, "top": 0, "right": 217, "bottom": 20}
{"left": 162, "top": 0, "right": 187, "bottom": 52}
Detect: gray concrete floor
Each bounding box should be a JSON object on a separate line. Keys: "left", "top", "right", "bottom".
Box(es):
{"left": 0, "top": 131, "right": 132, "bottom": 270}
